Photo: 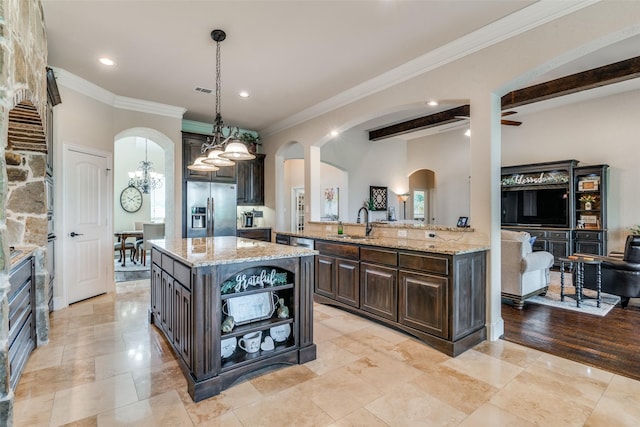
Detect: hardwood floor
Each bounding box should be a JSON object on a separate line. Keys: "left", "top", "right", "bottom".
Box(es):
{"left": 502, "top": 300, "right": 640, "bottom": 382}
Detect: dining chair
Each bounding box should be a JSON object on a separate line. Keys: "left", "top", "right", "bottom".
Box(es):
{"left": 137, "top": 223, "right": 165, "bottom": 266}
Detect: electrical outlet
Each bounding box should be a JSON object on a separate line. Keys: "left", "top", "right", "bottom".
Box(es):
{"left": 426, "top": 231, "right": 436, "bottom": 239}
{"left": 397, "top": 229, "right": 407, "bottom": 238}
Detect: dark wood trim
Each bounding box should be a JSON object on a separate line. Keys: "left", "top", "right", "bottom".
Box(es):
{"left": 502, "top": 56, "right": 640, "bottom": 110}
{"left": 368, "top": 105, "right": 469, "bottom": 141}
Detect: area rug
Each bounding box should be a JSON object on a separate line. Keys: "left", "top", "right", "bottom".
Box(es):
{"left": 527, "top": 282, "right": 620, "bottom": 316}
{"left": 114, "top": 256, "right": 150, "bottom": 282}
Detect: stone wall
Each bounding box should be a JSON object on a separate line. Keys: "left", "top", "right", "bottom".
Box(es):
{"left": 0, "top": 1, "right": 48, "bottom": 425}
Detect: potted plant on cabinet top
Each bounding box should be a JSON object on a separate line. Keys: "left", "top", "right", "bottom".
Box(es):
{"left": 579, "top": 194, "right": 597, "bottom": 210}
{"left": 239, "top": 132, "right": 260, "bottom": 154}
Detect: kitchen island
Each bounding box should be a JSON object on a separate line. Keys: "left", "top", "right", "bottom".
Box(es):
{"left": 276, "top": 229, "right": 489, "bottom": 356}
{"left": 149, "top": 236, "right": 317, "bottom": 401}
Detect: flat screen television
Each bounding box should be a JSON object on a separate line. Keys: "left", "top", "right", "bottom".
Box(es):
{"left": 501, "top": 187, "right": 569, "bottom": 227}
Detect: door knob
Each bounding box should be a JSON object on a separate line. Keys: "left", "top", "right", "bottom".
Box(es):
{"left": 70, "top": 232, "right": 84, "bottom": 237}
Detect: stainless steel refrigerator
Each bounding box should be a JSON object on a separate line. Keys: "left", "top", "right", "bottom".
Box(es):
{"left": 185, "top": 181, "right": 237, "bottom": 237}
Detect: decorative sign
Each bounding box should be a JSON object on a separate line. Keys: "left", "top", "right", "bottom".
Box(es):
{"left": 501, "top": 171, "right": 570, "bottom": 187}
{"left": 578, "top": 179, "right": 599, "bottom": 191}
{"left": 221, "top": 269, "right": 288, "bottom": 295}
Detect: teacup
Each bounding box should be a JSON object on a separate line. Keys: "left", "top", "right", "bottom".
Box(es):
{"left": 221, "top": 337, "right": 237, "bottom": 358}
{"left": 238, "top": 331, "right": 262, "bottom": 353}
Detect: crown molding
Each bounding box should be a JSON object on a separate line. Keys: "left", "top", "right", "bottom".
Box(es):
{"left": 52, "top": 67, "right": 186, "bottom": 119}
{"left": 261, "top": 0, "right": 599, "bottom": 137}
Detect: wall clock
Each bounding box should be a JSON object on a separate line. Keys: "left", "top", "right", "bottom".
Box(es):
{"left": 120, "top": 186, "right": 143, "bottom": 213}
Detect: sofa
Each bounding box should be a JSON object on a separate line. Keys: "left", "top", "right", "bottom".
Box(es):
{"left": 501, "top": 230, "right": 555, "bottom": 309}
{"left": 578, "top": 234, "right": 640, "bottom": 308}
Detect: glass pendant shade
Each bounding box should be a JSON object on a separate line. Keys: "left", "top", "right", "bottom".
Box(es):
{"left": 187, "top": 156, "right": 219, "bottom": 171}
{"left": 202, "top": 148, "right": 235, "bottom": 167}
{"left": 218, "top": 141, "right": 256, "bottom": 160}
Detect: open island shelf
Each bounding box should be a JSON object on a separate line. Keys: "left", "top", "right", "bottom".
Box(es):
{"left": 149, "top": 236, "right": 316, "bottom": 402}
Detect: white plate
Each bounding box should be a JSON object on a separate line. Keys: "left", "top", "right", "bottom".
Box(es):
{"left": 221, "top": 337, "right": 237, "bottom": 358}
{"left": 269, "top": 324, "right": 291, "bottom": 342}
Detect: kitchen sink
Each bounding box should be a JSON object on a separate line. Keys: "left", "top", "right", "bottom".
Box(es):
{"left": 328, "top": 234, "right": 372, "bottom": 240}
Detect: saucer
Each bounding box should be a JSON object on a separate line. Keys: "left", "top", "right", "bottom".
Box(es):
{"left": 269, "top": 324, "right": 291, "bottom": 342}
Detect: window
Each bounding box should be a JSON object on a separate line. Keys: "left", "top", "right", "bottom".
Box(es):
{"left": 150, "top": 176, "right": 165, "bottom": 222}
{"left": 413, "top": 190, "right": 425, "bottom": 221}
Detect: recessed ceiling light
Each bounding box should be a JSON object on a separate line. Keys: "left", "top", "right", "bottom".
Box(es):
{"left": 427, "top": 100, "right": 439, "bottom": 106}
{"left": 330, "top": 130, "right": 339, "bottom": 137}
{"left": 239, "top": 91, "right": 250, "bottom": 98}
{"left": 99, "top": 57, "right": 116, "bottom": 66}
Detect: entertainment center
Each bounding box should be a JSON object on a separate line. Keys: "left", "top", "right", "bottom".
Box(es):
{"left": 501, "top": 159, "right": 608, "bottom": 267}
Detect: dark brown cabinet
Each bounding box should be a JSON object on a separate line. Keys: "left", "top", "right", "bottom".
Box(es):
{"left": 502, "top": 161, "right": 609, "bottom": 264}
{"left": 311, "top": 237, "right": 486, "bottom": 356}
{"left": 236, "top": 227, "right": 271, "bottom": 242}
{"left": 151, "top": 252, "right": 192, "bottom": 368}
{"left": 360, "top": 263, "right": 397, "bottom": 321}
{"left": 237, "top": 154, "right": 265, "bottom": 205}
{"left": 182, "top": 131, "right": 236, "bottom": 182}
{"left": 360, "top": 247, "right": 398, "bottom": 321}
{"left": 150, "top": 245, "right": 316, "bottom": 401}
{"left": 574, "top": 164, "right": 608, "bottom": 256}
{"left": 315, "top": 241, "right": 359, "bottom": 308}
{"left": 398, "top": 270, "right": 448, "bottom": 339}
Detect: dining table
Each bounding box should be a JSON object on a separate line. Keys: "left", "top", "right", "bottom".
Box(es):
{"left": 114, "top": 230, "right": 143, "bottom": 266}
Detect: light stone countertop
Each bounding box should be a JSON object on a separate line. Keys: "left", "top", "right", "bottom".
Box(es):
{"left": 150, "top": 236, "right": 317, "bottom": 268}
{"left": 10, "top": 246, "right": 36, "bottom": 269}
{"left": 275, "top": 231, "right": 489, "bottom": 255}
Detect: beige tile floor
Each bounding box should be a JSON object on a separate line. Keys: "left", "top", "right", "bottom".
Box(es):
{"left": 12, "top": 279, "right": 640, "bottom": 426}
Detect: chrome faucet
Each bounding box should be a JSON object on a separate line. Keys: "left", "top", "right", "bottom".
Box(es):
{"left": 357, "top": 206, "right": 373, "bottom": 237}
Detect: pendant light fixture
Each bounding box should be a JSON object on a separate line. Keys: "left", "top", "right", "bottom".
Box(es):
{"left": 188, "top": 29, "right": 255, "bottom": 171}
{"left": 128, "top": 139, "right": 163, "bottom": 194}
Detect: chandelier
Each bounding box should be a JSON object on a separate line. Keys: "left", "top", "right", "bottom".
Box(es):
{"left": 128, "top": 139, "right": 163, "bottom": 194}
{"left": 188, "top": 29, "right": 255, "bottom": 172}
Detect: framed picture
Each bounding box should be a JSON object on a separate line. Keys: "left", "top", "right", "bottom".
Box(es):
{"left": 322, "top": 187, "right": 339, "bottom": 221}
{"left": 457, "top": 216, "right": 469, "bottom": 228}
{"left": 369, "top": 186, "right": 387, "bottom": 211}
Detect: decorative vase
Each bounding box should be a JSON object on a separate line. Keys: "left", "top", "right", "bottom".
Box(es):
{"left": 585, "top": 201, "right": 592, "bottom": 210}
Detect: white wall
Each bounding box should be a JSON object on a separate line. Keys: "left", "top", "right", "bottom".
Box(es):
{"left": 321, "top": 130, "right": 407, "bottom": 222}
{"left": 283, "top": 158, "right": 348, "bottom": 230}
{"left": 407, "top": 128, "right": 472, "bottom": 226}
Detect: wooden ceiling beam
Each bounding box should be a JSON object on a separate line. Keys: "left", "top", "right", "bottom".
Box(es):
{"left": 368, "top": 105, "right": 469, "bottom": 141}
{"left": 368, "top": 56, "right": 640, "bottom": 141}
{"left": 502, "top": 55, "right": 640, "bottom": 110}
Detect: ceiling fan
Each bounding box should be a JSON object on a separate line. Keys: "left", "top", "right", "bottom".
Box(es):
{"left": 501, "top": 110, "right": 522, "bottom": 126}
{"left": 455, "top": 110, "right": 522, "bottom": 126}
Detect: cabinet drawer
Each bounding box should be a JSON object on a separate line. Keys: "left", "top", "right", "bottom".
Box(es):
{"left": 237, "top": 228, "right": 271, "bottom": 242}
{"left": 360, "top": 247, "right": 397, "bottom": 267}
{"left": 315, "top": 241, "right": 359, "bottom": 260}
{"left": 398, "top": 252, "right": 448, "bottom": 276}
{"left": 548, "top": 230, "right": 571, "bottom": 240}
{"left": 173, "top": 261, "right": 191, "bottom": 290}
{"left": 152, "top": 249, "right": 162, "bottom": 266}
{"left": 10, "top": 258, "right": 32, "bottom": 300}
{"left": 161, "top": 253, "right": 174, "bottom": 275}
{"left": 576, "top": 231, "right": 602, "bottom": 241}
{"left": 9, "top": 282, "right": 32, "bottom": 347}
{"left": 527, "top": 230, "right": 547, "bottom": 238}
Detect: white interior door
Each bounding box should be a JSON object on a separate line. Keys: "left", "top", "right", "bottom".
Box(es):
{"left": 64, "top": 145, "right": 112, "bottom": 304}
